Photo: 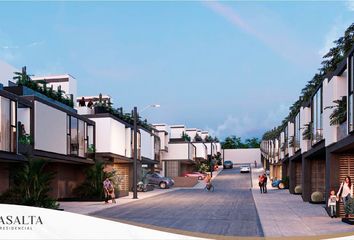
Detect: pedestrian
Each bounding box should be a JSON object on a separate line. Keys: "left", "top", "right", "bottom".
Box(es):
{"left": 263, "top": 173, "right": 268, "bottom": 193}
{"left": 205, "top": 173, "right": 212, "bottom": 190}
{"left": 328, "top": 190, "right": 339, "bottom": 218}
{"left": 254, "top": 160, "right": 257, "bottom": 168}
{"left": 79, "top": 96, "right": 86, "bottom": 107}
{"left": 103, "top": 177, "right": 116, "bottom": 204}
{"left": 87, "top": 99, "right": 93, "bottom": 108}
{"left": 337, "top": 176, "right": 353, "bottom": 218}
{"left": 258, "top": 175, "right": 264, "bottom": 193}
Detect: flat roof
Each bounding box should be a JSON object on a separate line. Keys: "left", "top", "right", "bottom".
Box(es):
{"left": 32, "top": 74, "right": 75, "bottom": 80}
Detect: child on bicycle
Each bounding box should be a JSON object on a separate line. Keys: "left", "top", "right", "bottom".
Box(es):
{"left": 205, "top": 173, "right": 212, "bottom": 190}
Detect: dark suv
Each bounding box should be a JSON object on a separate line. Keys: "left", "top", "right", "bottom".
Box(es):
{"left": 223, "top": 160, "right": 233, "bottom": 169}
{"left": 145, "top": 172, "right": 174, "bottom": 189}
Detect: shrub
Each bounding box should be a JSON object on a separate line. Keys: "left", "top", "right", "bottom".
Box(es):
{"left": 311, "top": 191, "right": 324, "bottom": 202}
{"left": 0, "top": 158, "right": 59, "bottom": 209}
{"left": 73, "top": 162, "right": 121, "bottom": 200}
{"left": 294, "top": 185, "right": 302, "bottom": 194}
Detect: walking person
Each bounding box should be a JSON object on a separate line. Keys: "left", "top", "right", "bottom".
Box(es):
{"left": 254, "top": 160, "right": 257, "bottom": 168}
{"left": 328, "top": 190, "right": 339, "bottom": 218}
{"left": 337, "top": 176, "right": 353, "bottom": 218}
{"left": 263, "top": 173, "right": 268, "bottom": 193}
{"left": 258, "top": 175, "right": 264, "bottom": 193}
{"left": 103, "top": 177, "right": 116, "bottom": 204}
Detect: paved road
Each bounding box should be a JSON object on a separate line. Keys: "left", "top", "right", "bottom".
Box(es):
{"left": 92, "top": 168, "right": 264, "bottom": 237}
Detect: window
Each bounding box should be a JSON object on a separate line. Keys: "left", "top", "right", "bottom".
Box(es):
{"left": 294, "top": 112, "right": 300, "bottom": 150}
{"left": 312, "top": 87, "right": 323, "bottom": 143}
{"left": 66, "top": 115, "right": 88, "bottom": 157}
{"left": 349, "top": 54, "right": 354, "bottom": 132}
{"left": 0, "top": 97, "right": 16, "bottom": 152}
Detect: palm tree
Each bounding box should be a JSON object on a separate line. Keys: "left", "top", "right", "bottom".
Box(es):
{"left": 325, "top": 97, "right": 347, "bottom": 126}
{"left": 13, "top": 66, "right": 32, "bottom": 86}
{"left": 15, "top": 158, "right": 58, "bottom": 209}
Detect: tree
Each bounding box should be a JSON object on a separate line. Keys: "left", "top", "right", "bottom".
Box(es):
{"left": 0, "top": 158, "right": 59, "bottom": 209}
{"left": 244, "top": 138, "right": 261, "bottom": 148}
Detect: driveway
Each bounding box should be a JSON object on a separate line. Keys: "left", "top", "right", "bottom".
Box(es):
{"left": 92, "top": 167, "right": 263, "bottom": 237}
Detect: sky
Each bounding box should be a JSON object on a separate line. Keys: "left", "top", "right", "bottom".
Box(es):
{"left": 0, "top": 1, "right": 353, "bottom": 140}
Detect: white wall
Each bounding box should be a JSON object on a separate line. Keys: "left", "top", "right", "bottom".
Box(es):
{"left": 140, "top": 129, "right": 154, "bottom": 160}
{"left": 288, "top": 121, "right": 294, "bottom": 157}
{"left": 186, "top": 129, "right": 197, "bottom": 140}
{"left": 162, "top": 143, "right": 189, "bottom": 160}
{"left": 34, "top": 101, "right": 67, "bottom": 154}
{"left": 300, "top": 106, "right": 311, "bottom": 153}
{"left": 222, "top": 148, "right": 261, "bottom": 165}
{"left": 323, "top": 73, "right": 348, "bottom": 147}
{"left": 91, "top": 117, "right": 126, "bottom": 156}
{"left": 193, "top": 142, "right": 207, "bottom": 159}
{"left": 125, "top": 127, "right": 132, "bottom": 158}
{"left": 170, "top": 126, "right": 185, "bottom": 139}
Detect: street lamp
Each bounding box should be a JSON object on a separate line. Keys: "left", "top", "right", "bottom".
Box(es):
{"left": 132, "top": 104, "right": 160, "bottom": 199}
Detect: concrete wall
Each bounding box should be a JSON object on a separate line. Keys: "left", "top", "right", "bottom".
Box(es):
{"left": 170, "top": 125, "right": 185, "bottom": 139}
{"left": 163, "top": 143, "right": 190, "bottom": 160}
{"left": 34, "top": 101, "right": 67, "bottom": 154}
{"left": 140, "top": 128, "right": 153, "bottom": 160}
{"left": 323, "top": 72, "right": 348, "bottom": 147}
{"left": 91, "top": 117, "right": 126, "bottom": 156}
{"left": 193, "top": 142, "right": 207, "bottom": 159}
{"left": 222, "top": 148, "right": 261, "bottom": 165}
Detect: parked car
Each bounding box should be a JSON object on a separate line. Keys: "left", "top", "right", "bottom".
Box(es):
{"left": 240, "top": 165, "right": 250, "bottom": 173}
{"left": 183, "top": 172, "right": 206, "bottom": 180}
{"left": 223, "top": 160, "right": 233, "bottom": 169}
{"left": 145, "top": 172, "right": 174, "bottom": 189}
{"left": 272, "top": 179, "right": 285, "bottom": 189}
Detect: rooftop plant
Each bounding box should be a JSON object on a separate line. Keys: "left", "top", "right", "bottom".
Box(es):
{"left": 181, "top": 131, "right": 191, "bottom": 142}
{"left": 262, "top": 23, "right": 354, "bottom": 141}
{"left": 325, "top": 96, "right": 347, "bottom": 126}
{"left": 13, "top": 66, "right": 74, "bottom": 108}
{"left": 302, "top": 122, "right": 313, "bottom": 140}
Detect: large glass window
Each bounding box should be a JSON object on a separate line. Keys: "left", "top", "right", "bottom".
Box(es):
{"left": 349, "top": 54, "right": 354, "bottom": 132}
{"left": 294, "top": 112, "right": 300, "bottom": 151}
{"left": 70, "top": 116, "right": 78, "bottom": 155}
{"left": 0, "top": 97, "right": 17, "bottom": 153}
{"left": 312, "top": 87, "right": 323, "bottom": 143}
{"left": 78, "top": 119, "right": 85, "bottom": 157}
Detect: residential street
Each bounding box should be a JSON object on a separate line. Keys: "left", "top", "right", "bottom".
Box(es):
{"left": 91, "top": 167, "right": 264, "bottom": 237}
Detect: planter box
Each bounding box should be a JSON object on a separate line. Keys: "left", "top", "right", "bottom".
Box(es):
{"left": 309, "top": 200, "right": 325, "bottom": 204}
{"left": 18, "top": 143, "right": 33, "bottom": 156}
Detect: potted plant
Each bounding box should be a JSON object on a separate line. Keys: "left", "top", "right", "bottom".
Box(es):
{"left": 181, "top": 132, "right": 191, "bottom": 142}
{"left": 310, "top": 191, "right": 324, "bottom": 204}
{"left": 302, "top": 122, "right": 313, "bottom": 140}
{"left": 294, "top": 185, "right": 302, "bottom": 194}
{"left": 325, "top": 96, "right": 347, "bottom": 126}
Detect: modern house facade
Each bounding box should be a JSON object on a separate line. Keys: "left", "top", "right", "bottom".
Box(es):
{"left": 0, "top": 80, "right": 96, "bottom": 199}
{"left": 154, "top": 124, "right": 221, "bottom": 178}
{"left": 76, "top": 95, "right": 161, "bottom": 196}
{"left": 261, "top": 46, "right": 354, "bottom": 217}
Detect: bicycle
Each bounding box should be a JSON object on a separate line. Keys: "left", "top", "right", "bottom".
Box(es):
{"left": 204, "top": 182, "right": 214, "bottom": 192}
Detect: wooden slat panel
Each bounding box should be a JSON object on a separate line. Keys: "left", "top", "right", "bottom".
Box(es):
{"left": 338, "top": 155, "right": 354, "bottom": 217}
{"left": 310, "top": 159, "right": 325, "bottom": 195}
{"left": 295, "top": 162, "right": 302, "bottom": 186}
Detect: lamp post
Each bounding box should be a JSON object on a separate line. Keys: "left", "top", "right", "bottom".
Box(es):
{"left": 133, "top": 107, "right": 138, "bottom": 199}
{"left": 132, "top": 104, "right": 160, "bottom": 199}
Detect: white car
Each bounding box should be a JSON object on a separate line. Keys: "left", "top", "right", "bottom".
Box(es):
{"left": 240, "top": 165, "right": 250, "bottom": 173}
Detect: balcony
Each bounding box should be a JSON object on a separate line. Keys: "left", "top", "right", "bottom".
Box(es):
{"left": 312, "top": 128, "right": 323, "bottom": 145}
{"left": 337, "top": 121, "right": 347, "bottom": 141}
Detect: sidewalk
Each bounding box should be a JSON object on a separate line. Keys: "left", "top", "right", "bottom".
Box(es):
{"left": 60, "top": 188, "right": 179, "bottom": 215}
{"left": 251, "top": 167, "right": 354, "bottom": 237}
{"left": 60, "top": 167, "right": 223, "bottom": 215}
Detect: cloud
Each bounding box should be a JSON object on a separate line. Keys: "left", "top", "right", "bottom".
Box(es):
{"left": 318, "top": 19, "right": 350, "bottom": 57}
{"left": 27, "top": 41, "right": 45, "bottom": 48}
{"left": 202, "top": 1, "right": 317, "bottom": 67}
{"left": 206, "top": 104, "right": 289, "bottom": 139}
{"left": 347, "top": 0, "right": 354, "bottom": 11}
